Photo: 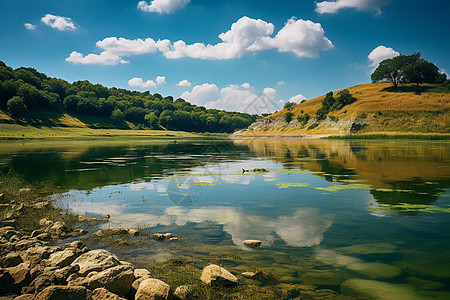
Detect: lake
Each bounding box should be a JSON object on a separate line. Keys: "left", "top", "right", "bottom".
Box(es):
{"left": 1, "top": 138, "right": 449, "bottom": 299}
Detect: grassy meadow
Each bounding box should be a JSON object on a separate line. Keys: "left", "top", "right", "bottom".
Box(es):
{"left": 245, "top": 82, "right": 450, "bottom": 136}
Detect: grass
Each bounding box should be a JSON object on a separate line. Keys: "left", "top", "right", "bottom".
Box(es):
{"left": 0, "top": 173, "right": 79, "bottom": 232}
{"left": 0, "top": 123, "right": 201, "bottom": 140}
{"left": 245, "top": 82, "right": 450, "bottom": 136}
{"left": 326, "top": 133, "right": 450, "bottom": 140}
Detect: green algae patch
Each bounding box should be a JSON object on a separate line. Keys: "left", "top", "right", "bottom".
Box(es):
{"left": 315, "top": 183, "right": 371, "bottom": 192}
{"left": 337, "top": 243, "right": 397, "bottom": 255}
{"left": 368, "top": 203, "right": 450, "bottom": 214}
{"left": 267, "top": 168, "right": 316, "bottom": 175}
{"left": 341, "top": 279, "right": 422, "bottom": 300}
{"left": 347, "top": 263, "right": 402, "bottom": 279}
{"left": 276, "top": 182, "right": 310, "bottom": 189}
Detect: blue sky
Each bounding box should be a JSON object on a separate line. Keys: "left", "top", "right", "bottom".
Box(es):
{"left": 1, "top": 0, "right": 449, "bottom": 114}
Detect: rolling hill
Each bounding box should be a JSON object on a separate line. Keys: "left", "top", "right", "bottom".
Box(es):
{"left": 234, "top": 82, "right": 450, "bottom": 137}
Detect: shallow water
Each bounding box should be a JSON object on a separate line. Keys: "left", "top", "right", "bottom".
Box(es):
{"left": 1, "top": 138, "right": 450, "bottom": 299}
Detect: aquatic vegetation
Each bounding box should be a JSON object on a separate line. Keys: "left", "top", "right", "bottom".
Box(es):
{"left": 347, "top": 262, "right": 402, "bottom": 279}
{"left": 315, "top": 183, "right": 371, "bottom": 192}
{"left": 337, "top": 243, "right": 397, "bottom": 254}
{"left": 276, "top": 182, "right": 310, "bottom": 188}
{"left": 341, "top": 279, "right": 422, "bottom": 300}
{"left": 368, "top": 203, "right": 450, "bottom": 214}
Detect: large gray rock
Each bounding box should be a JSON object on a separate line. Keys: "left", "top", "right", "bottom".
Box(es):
{"left": 46, "top": 221, "right": 68, "bottom": 236}
{"left": 35, "top": 285, "right": 87, "bottom": 300}
{"left": 23, "top": 246, "right": 61, "bottom": 267}
{"left": 92, "top": 287, "right": 125, "bottom": 300}
{"left": 46, "top": 248, "right": 78, "bottom": 268}
{"left": 70, "top": 249, "right": 121, "bottom": 276}
{"left": 200, "top": 264, "right": 238, "bottom": 287}
{"left": 135, "top": 278, "right": 172, "bottom": 300}
{"left": 68, "top": 264, "right": 134, "bottom": 297}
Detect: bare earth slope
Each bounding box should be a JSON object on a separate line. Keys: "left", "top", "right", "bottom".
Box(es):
{"left": 235, "top": 83, "right": 450, "bottom": 137}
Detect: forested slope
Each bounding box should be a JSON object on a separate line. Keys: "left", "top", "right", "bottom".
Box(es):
{"left": 0, "top": 61, "right": 256, "bottom": 133}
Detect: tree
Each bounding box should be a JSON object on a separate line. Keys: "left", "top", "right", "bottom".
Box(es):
{"left": 144, "top": 112, "right": 159, "bottom": 129}
{"left": 283, "top": 102, "right": 295, "bottom": 110}
{"left": 285, "top": 111, "right": 293, "bottom": 124}
{"left": 7, "top": 96, "right": 27, "bottom": 117}
{"left": 371, "top": 52, "right": 442, "bottom": 88}
{"left": 405, "top": 60, "right": 440, "bottom": 86}
{"left": 111, "top": 108, "right": 124, "bottom": 123}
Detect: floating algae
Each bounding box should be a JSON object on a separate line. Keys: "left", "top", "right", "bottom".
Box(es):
{"left": 276, "top": 182, "right": 310, "bottom": 189}
{"left": 315, "top": 183, "right": 372, "bottom": 192}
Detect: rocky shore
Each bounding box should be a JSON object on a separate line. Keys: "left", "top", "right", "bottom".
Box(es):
{"left": 0, "top": 222, "right": 242, "bottom": 299}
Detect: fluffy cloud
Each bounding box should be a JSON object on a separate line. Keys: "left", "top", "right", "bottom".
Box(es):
{"left": 137, "top": 0, "right": 190, "bottom": 14}
{"left": 156, "top": 76, "right": 166, "bottom": 85}
{"left": 66, "top": 16, "right": 333, "bottom": 64}
{"left": 315, "top": 0, "right": 391, "bottom": 14}
{"left": 128, "top": 75, "right": 166, "bottom": 89}
{"left": 180, "top": 83, "right": 220, "bottom": 106}
{"left": 66, "top": 51, "right": 129, "bottom": 65}
{"left": 249, "top": 18, "right": 333, "bottom": 58}
{"left": 24, "top": 23, "right": 36, "bottom": 30}
{"left": 96, "top": 37, "right": 160, "bottom": 56}
{"left": 162, "top": 16, "right": 275, "bottom": 60}
{"left": 368, "top": 45, "right": 399, "bottom": 68}
{"left": 180, "top": 83, "right": 281, "bottom": 114}
{"left": 288, "top": 94, "right": 306, "bottom": 104}
{"left": 128, "top": 77, "right": 156, "bottom": 88}
{"left": 177, "top": 79, "right": 191, "bottom": 87}
{"left": 41, "top": 14, "right": 76, "bottom": 31}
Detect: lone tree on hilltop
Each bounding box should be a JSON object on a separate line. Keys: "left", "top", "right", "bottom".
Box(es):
{"left": 371, "top": 52, "right": 444, "bottom": 88}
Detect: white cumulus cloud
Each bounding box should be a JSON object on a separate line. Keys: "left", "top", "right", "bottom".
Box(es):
{"left": 128, "top": 77, "right": 156, "bottom": 88}
{"left": 177, "top": 79, "right": 191, "bottom": 87}
{"left": 249, "top": 17, "right": 334, "bottom": 58}
{"left": 241, "top": 83, "right": 251, "bottom": 89}
{"left": 96, "top": 37, "right": 160, "bottom": 56}
{"left": 128, "top": 75, "right": 167, "bottom": 89}
{"left": 156, "top": 76, "right": 166, "bottom": 85}
{"left": 65, "top": 51, "right": 129, "bottom": 65}
{"left": 137, "top": 0, "right": 190, "bottom": 14}
{"left": 66, "top": 16, "right": 333, "bottom": 64}
{"left": 315, "top": 0, "right": 391, "bottom": 14}
{"left": 368, "top": 45, "right": 399, "bottom": 68}
{"left": 24, "top": 23, "right": 36, "bottom": 30}
{"left": 162, "top": 16, "right": 275, "bottom": 60}
{"left": 180, "top": 83, "right": 281, "bottom": 114}
{"left": 180, "top": 83, "right": 220, "bottom": 106}
{"left": 41, "top": 14, "right": 76, "bottom": 31}
{"left": 288, "top": 94, "right": 306, "bottom": 104}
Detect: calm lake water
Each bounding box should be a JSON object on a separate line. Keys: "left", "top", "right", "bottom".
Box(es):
{"left": 1, "top": 138, "right": 450, "bottom": 299}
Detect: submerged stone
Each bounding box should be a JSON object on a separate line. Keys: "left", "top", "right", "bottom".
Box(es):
{"left": 300, "top": 270, "right": 342, "bottom": 286}
{"left": 347, "top": 263, "right": 402, "bottom": 279}
{"left": 406, "top": 277, "right": 445, "bottom": 290}
{"left": 341, "top": 279, "right": 421, "bottom": 300}
{"left": 337, "top": 243, "right": 397, "bottom": 254}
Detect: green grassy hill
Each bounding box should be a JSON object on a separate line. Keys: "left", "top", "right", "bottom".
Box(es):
{"left": 237, "top": 82, "right": 450, "bottom": 137}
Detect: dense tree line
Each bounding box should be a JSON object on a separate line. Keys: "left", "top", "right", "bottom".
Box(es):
{"left": 0, "top": 61, "right": 257, "bottom": 133}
